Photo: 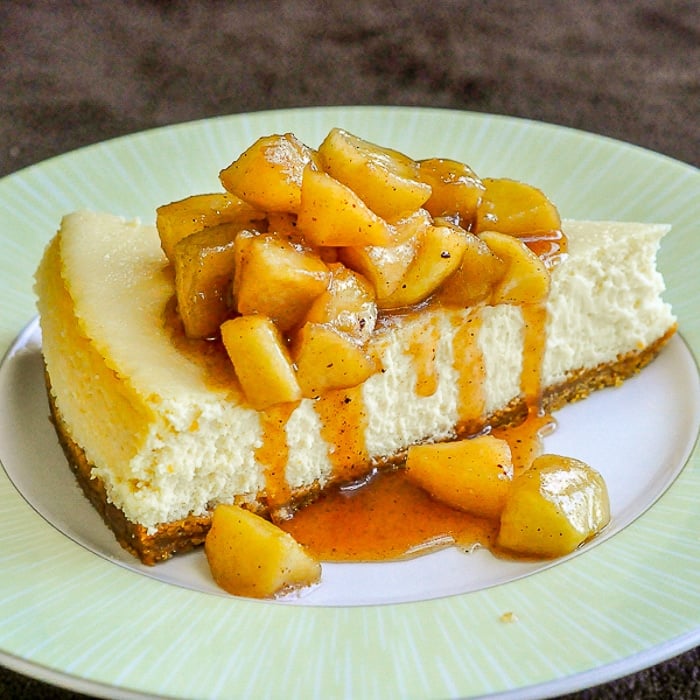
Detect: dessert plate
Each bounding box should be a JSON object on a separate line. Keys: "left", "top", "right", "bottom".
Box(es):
{"left": 1, "top": 106, "right": 700, "bottom": 699}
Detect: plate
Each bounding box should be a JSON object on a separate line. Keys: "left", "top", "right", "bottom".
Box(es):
{"left": 1, "top": 106, "right": 700, "bottom": 698}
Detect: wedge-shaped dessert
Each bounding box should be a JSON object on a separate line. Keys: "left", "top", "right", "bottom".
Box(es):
{"left": 35, "top": 128, "right": 676, "bottom": 567}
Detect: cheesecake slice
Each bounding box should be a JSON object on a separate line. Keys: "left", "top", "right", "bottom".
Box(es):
{"left": 35, "top": 210, "right": 675, "bottom": 564}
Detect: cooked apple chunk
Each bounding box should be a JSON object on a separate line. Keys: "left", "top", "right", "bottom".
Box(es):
{"left": 219, "top": 133, "right": 317, "bottom": 213}
{"left": 339, "top": 235, "right": 420, "bottom": 302}
{"left": 378, "top": 221, "right": 469, "bottom": 309}
{"left": 417, "top": 158, "right": 485, "bottom": 226}
{"left": 296, "top": 166, "right": 394, "bottom": 247}
{"left": 205, "top": 504, "right": 321, "bottom": 598}
{"left": 317, "top": 127, "right": 432, "bottom": 219}
{"left": 479, "top": 230, "right": 550, "bottom": 305}
{"left": 304, "top": 264, "right": 378, "bottom": 343}
{"left": 405, "top": 435, "right": 514, "bottom": 520}
{"left": 435, "top": 230, "right": 507, "bottom": 308}
{"left": 233, "top": 231, "right": 330, "bottom": 332}
{"left": 156, "top": 192, "right": 264, "bottom": 263}
{"left": 292, "top": 322, "right": 378, "bottom": 398}
{"left": 220, "top": 315, "right": 301, "bottom": 409}
{"left": 475, "top": 178, "right": 561, "bottom": 235}
{"left": 173, "top": 222, "right": 242, "bottom": 339}
{"left": 497, "top": 454, "right": 610, "bottom": 558}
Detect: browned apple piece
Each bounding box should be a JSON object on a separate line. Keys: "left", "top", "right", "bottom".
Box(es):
{"left": 417, "top": 158, "right": 485, "bottom": 227}
{"left": 304, "top": 264, "right": 378, "bottom": 344}
{"left": 173, "top": 222, "right": 243, "bottom": 339}
{"left": 219, "top": 133, "right": 317, "bottom": 213}
{"left": 479, "top": 230, "right": 550, "bottom": 305}
{"left": 339, "top": 236, "right": 419, "bottom": 301}
{"left": 220, "top": 314, "right": 301, "bottom": 409}
{"left": 475, "top": 178, "right": 561, "bottom": 235}
{"left": 296, "top": 166, "right": 394, "bottom": 247}
{"left": 156, "top": 192, "right": 265, "bottom": 263}
{"left": 435, "top": 229, "right": 507, "bottom": 308}
{"left": 497, "top": 454, "right": 610, "bottom": 558}
{"left": 387, "top": 207, "right": 433, "bottom": 245}
{"left": 205, "top": 503, "right": 320, "bottom": 598}
{"left": 234, "top": 232, "right": 331, "bottom": 332}
{"left": 405, "top": 435, "right": 514, "bottom": 520}
{"left": 291, "top": 322, "right": 378, "bottom": 398}
{"left": 378, "top": 221, "right": 469, "bottom": 309}
{"left": 317, "top": 128, "right": 431, "bottom": 219}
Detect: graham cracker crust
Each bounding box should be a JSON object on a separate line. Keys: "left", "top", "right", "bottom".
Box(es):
{"left": 45, "top": 325, "right": 676, "bottom": 565}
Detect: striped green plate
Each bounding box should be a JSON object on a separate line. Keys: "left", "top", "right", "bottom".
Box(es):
{"left": 1, "top": 107, "right": 699, "bottom": 699}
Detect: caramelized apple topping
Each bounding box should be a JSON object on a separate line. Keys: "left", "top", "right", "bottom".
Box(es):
{"left": 156, "top": 128, "right": 566, "bottom": 410}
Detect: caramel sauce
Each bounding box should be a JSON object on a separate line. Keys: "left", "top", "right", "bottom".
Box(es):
{"left": 492, "top": 413, "right": 555, "bottom": 476}
{"left": 256, "top": 403, "right": 297, "bottom": 507}
{"left": 452, "top": 309, "right": 486, "bottom": 434}
{"left": 164, "top": 296, "right": 241, "bottom": 395}
{"left": 406, "top": 315, "right": 441, "bottom": 396}
{"left": 520, "top": 303, "right": 548, "bottom": 409}
{"left": 314, "top": 385, "right": 369, "bottom": 483}
{"left": 280, "top": 468, "right": 497, "bottom": 561}
{"left": 521, "top": 229, "right": 568, "bottom": 268}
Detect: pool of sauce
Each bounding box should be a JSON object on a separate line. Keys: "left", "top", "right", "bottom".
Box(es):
{"left": 278, "top": 467, "right": 498, "bottom": 561}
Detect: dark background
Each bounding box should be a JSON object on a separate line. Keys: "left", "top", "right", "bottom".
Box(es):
{"left": 1, "top": 1, "right": 699, "bottom": 698}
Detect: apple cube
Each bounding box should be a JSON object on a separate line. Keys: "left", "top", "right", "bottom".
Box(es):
{"left": 405, "top": 435, "right": 514, "bottom": 520}
{"left": 173, "top": 222, "right": 242, "bottom": 339}
{"left": 220, "top": 314, "right": 301, "bottom": 409}
{"left": 234, "top": 231, "right": 330, "bottom": 332}
{"left": 156, "top": 192, "right": 264, "bottom": 263}
{"left": 296, "top": 166, "right": 394, "bottom": 247}
{"left": 219, "top": 133, "right": 317, "bottom": 213}
{"left": 304, "top": 264, "right": 378, "bottom": 344}
{"left": 291, "top": 322, "right": 378, "bottom": 398}
{"left": 205, "top": 504, "right": 321, "bottom": 598}
{"left": 479, "top": 230, "right": 550, "bottom": 305}
{"left": 475, "top": 178, "right": 561, "bottom": 235}
{"left": 317, "top": 127, "right": 431, "bottom": 219}
{"left": 497, "top": 454, "right": 610, "bottom": 558}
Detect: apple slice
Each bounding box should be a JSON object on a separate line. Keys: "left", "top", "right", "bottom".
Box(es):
{"left": 417, "top": 158, "right": 485, "bottom": 226}
{"left": 434, "top": 229, "right": 507, "bottom": 308}
{"left": 475, "top": 178, "right": 561, "bottom": 235}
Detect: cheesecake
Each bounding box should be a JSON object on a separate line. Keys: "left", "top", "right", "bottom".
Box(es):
{"left": 33, "top": 130, "right": 676, "bottom": 566}
{"left": 35, "top": 211, "right": 675, "bottom": 563}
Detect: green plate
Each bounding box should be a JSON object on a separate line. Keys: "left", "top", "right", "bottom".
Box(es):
{"left": 1, "top": 107, "right": 699, "bottom": 698}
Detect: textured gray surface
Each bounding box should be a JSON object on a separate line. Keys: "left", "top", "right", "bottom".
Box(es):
{"left": 1, "top": 1, "right": 699, "bottom": 698}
